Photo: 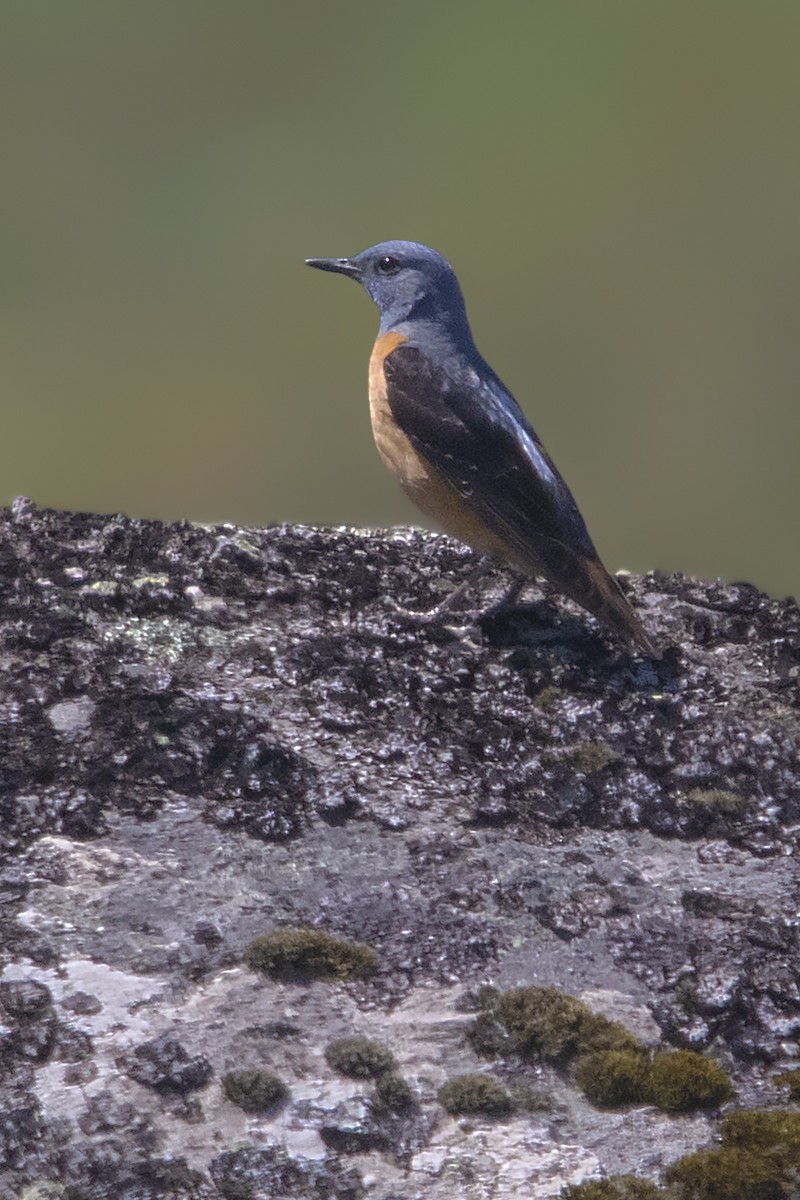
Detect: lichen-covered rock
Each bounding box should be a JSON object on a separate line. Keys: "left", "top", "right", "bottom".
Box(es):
{"left": 210, "top": 1145, "right": 365, "bottom": 1198}
{"left": 0, "top": 502, "right": 798, "bottom": 1198}
{"left": 123, "top": 1033, "right": 212, "bottom": 1095}
{"left": 0, "top": 981, "right": 58, "bottom": 1066}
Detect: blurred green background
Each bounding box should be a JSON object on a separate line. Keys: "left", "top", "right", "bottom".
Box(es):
{"left": 2, "top": 2, "right": 799, "bottom": 598}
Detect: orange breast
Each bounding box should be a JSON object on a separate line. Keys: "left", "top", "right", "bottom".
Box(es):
{"left": 367, "top": 333, "right": 510, "bottom": 561}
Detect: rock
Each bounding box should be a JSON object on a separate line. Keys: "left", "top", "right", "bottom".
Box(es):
{"left": 0, "top": 501, "right": 798, "bottom": 1197}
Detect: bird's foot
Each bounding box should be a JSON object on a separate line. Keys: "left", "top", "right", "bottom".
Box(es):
{"left": 477, "top": 574, "right": 528, "bottom": 619}
{"left": 387, "top": 555, "right": 494, "bottom": 624}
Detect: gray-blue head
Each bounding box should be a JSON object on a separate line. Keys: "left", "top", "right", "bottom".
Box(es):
{"left": 306, "top": 240, "right": 472, "bottom": 342}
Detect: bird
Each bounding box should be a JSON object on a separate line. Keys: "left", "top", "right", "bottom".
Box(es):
{"left": 306, "top": 240, "right": 658, "bottom": 656}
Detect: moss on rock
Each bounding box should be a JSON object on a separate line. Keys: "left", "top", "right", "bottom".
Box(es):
{"left": 242, "top": 928, "right": 378, "bottom": 982}
{"left": 438, "top": 1073, "right": 515, "bottom": 1118}
{"left": 371, "top": 1072, "right": 416, "bottom": 1116}
{"left": 664, "top": 1145, "right": 784, "bottom": 1199}
{"left": 561, "top": 1177, "right": 662, "bottom": 1199}
{"left": 686, "top": 788, "right": 749, "bottom": 819}
{"left": 645, "top": 1050, "right": 731, "bottom": 1113}
{"left": 221, "top": 1069, "right": 289, "bottom": 1114}
{"left": 573, "top": 1049, "right": 650, "bottom": 1108}
{"left": 721, "top": 1108, "right": 800, "bottom": 1153}
{"left": 324, "top": 1036, "right": 396, "bottom": 1079}
{"left": 472, "top": 985, "right": 639, "bottom": 1067}
{"left": 466, "top": 985, "right": 732, "bottom": 1116}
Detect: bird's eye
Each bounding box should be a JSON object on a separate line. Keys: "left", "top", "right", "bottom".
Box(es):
{"left": 377, "top": 255, "right": 400, "bottom": 275}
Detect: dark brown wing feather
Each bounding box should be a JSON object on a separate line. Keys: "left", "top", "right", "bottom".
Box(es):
{"left": 383, "top": 344, "right": 657, "bottom": 655}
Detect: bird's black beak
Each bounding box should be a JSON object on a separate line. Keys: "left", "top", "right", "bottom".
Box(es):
{"left": 305, "top": 256, "right": 362, "bottom": 280}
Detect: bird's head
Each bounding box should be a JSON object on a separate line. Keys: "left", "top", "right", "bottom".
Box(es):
{"left": 306, "top": 240, "right": 469, "bottom": 337}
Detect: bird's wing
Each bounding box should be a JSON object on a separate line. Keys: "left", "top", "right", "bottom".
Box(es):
{"left": 383, "top": 343, "right": 660, "bottom": 654}
{"left": 383, "top": 343, "right": 600, "bottom": 584}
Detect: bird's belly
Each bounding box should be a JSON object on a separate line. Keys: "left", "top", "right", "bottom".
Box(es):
{"left": 368, "top": 333, "right": 509, "bottom": 559}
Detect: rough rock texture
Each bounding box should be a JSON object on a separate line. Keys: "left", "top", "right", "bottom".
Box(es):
{"left": 0, "top": 498, "right": 798, "bottom": 1199}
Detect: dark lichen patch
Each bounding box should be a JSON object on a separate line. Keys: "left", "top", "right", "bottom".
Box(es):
{"left": 469, "top": 986, "right": 639, "bottom": 1067}
{"left": 242, "top": 928, "right": 379, "bottom": 982}
{"left": 612, "top": 906, "right": 800, "bottom": 1064}
{"left": 774, "top": 1068, "right": 800, "bottom": 1101}
{"left": 561, "top": 1177, "right": 662, "bottom": 1199}
{"left": 202, "top": 734, "right": 314, "bottom": 843}
{"left": 221, "top": 1069, "right": 289, "bottom": 1114}
{"left": 0, "top": 505, "right": 797, "bottom": 874}
{"left": 0, "top": 980, "right": 58, "bottom": 1066}
{"left": 210, "top": 1144, "right": 366, "bottom": 1200}
{"left": 573, "top": 1049, "right": 650, "bottom": 1108}
{"left": 124, "top": 1033, "right": 212, "bottom": 1095}
{"left": 371, "top": 1072, "right": 417, "bottom": 1116}
{"left": 681, "top": 889, "right": 734, "bottom": 919}
{"left": 645, "top": 1049, "right": 731, "bottom": 1113}
{"left": 324, "top": 1037, "right": 396, "bottom": 1080}
{"left": 438, "top": 1074, "right": 515, "bottom": 1118}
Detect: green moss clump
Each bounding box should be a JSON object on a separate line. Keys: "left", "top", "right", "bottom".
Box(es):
{"left": 510, "top": 1083, "right": 555, "bottom": 1113}
{"left": 574, "top": 1046, "right": 731, "bottom": 1114}
{"left": 221, "top": 1069, "right": 288, "bottom": 1114}
{"left": 242, "top": 928, "right": 378, "bottom": 982}
{"left": 471, "top": 984, "right": 501, "bottom": 1010}
{"left": 774, "top": 1069, "right": 800, "bottom": 1102}
{"left": 721, "top": 1109, "right": 800, "bottom": 1152}
{"left": 535, "top": 686, "right": 567, "bottom": 712}
{"left": 485, "top": 986, "right": 639, "bottom": 1066}
{"left": 438, "top": 1074, "right": 515, "bottom": 1118}
{"left": 371, "top": 1072, "right": 416, "bottom": 1116}
{"left": 645, "top": 1050, "right": 731, "bottom": 1113}
{"left": 563, "top": 741, "right": 622, "bottom": 774}
{"left": 573, "top": 1049, "right": 650, "bottom": 1108}
{"left": 466, "top": 1009, "right": 511, "bottom": 1059}
{"left": 664, "top": 1146, "right": 784, "bottom": 1199}
{"left": 664, "top": 1109, "right": 800, "bottom": 1199}
{"left": 324, "top": 1037, "right": 396, "bottom": 1079}
{"left": 466, "top": 987, "right": 733, "bottom": 1117}
{"left": 686, "top": 788, "right": 749, "bottom": 816}
{"left": 560, "top": 1176, "right": 662, "bottom": 1199}
{"left": 542, "top": 741, "right": 622, "bottom": 774}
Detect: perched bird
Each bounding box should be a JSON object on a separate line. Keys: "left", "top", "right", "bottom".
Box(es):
{"left": 306, "top": 241, "right": 657, "bottom": 656}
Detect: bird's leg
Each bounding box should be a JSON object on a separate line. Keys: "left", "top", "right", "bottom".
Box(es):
{"left": 479, "top": 571, "right": 528, "bottom": 617}
{"left": 389, "top": 555, "right": 494, "bottom": 623}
